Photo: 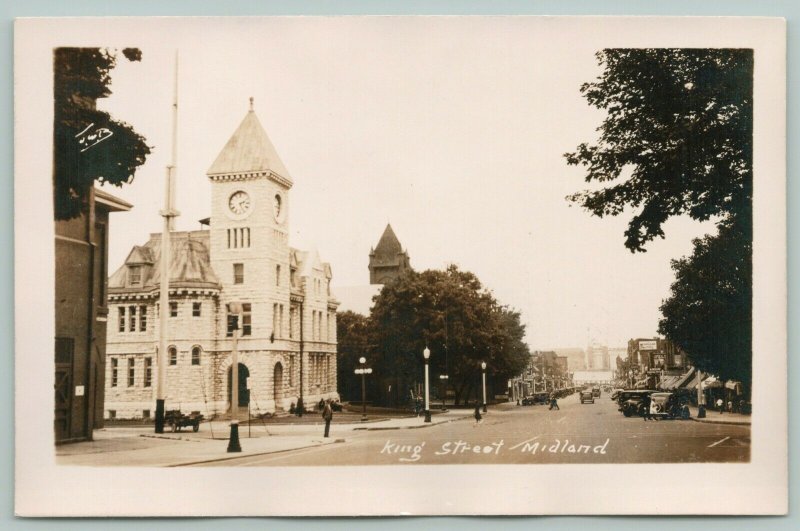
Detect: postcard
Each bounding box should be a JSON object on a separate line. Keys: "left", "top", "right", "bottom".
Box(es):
{"left": 14, "top": 16, "right": 786, "bottom": 515}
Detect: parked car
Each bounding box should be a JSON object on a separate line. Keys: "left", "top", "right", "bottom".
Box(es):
{"left": 616, "top": 389, "right": 658, "bottom": 417}
{"left": 649, "top": 391, "right": 691, "bottom": 419}
{"left": 580, "top": 389, "right": 595, "bottom": 404}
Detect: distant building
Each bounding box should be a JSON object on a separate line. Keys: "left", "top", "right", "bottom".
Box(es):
{"left": 105, "top": 102, "right": 339, "bottom": 419}
{"left": 627, "top": 337, "right": 687, "bottom": 388}
{"left": 337, "top": 223, "right": 412, "bottom": 315}
{"left": 552, "top": 347, "right": 586, "bottom": 371}
{"left": 368, "top": 224, "right": 411, "bottom": 285}
{"left": 55, "top": 188, "right": 132, "bottom": 443}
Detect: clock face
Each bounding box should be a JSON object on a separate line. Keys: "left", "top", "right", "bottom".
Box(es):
{"left": 228, "top": 191, "right": 251, "bottom": 216}
{"left": 273, "top": 194, "right": 282, "bottom": 221}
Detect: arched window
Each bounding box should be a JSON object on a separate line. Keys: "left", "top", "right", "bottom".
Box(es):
{"left": 191, "top": 346, "right": 201, "bottom": 366}
{"left": 168, "top": 346, "right": 178, "bottom": 365}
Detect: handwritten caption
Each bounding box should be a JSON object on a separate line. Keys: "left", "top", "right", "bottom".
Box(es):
{"left": 76, "top": 123, "right": 113, "bottom": 152}
{"left": 380, "top": 437, "right": 610, "bottom": 462}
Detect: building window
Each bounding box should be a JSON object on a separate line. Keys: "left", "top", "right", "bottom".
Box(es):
{"left": 169, "top": 346, "right": 177, "bottom": 365}
{"left": 289, "top": 354, "right": 295, "bottom": 386}
{"left": 227, "top": 229, "right": 231, "bottom": 249}
{"left": 191, "top": 346, "right": 201, "bottom": 366}
{"left": 193, "top": 302, "right": 202, "bottom": 317}
{"left": 108, "top": 410, "right": 116, "bottom": 419}
{"left": 169, "top": 301, "right": 178, "bottom": 317}
{"left": 144, "top": 357, "right": 152, "bottom": 387}
{"left": 129, "top": 305, "right": 137, "bottom": 332}
{"left": 139, "top": 305, "right": 147, "bottom": 331}
{"left": 111, "top": 358, "right": 118, "bottom": 387}
{"left": 234, "top": 263, "right": 244, "bottom": 284}
{"left": 290, "top": 268, "right": 297, "bottom": 287}
{"left": 242, "top": 303, "right": 252, "bottom": 336}
{"left": 289, "top": 307, "right": 296, "bottom": 339}
{"left": 118, "top": 307, "right": 126, "bottom": 332}
{"left": 276, "top": 265, "right": 281, "bottom": 286}
{"left": 127, "top": 358, "right": 135, "bottom": 387}
{"left": 142, "top": 409, "right": 151, "bottom": 419}
{"left": 129, "top": 266, "right": 142, "bottom": 286}
{"left": 243, "top": 227, "right": 250, "bottom": 247}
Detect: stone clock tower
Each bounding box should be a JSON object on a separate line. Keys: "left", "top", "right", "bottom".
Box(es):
{"left": 207, "top": 98, "right": 292, "bottom": 344}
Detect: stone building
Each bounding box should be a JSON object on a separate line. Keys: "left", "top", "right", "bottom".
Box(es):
{"left": 105, "top": 102, "right": 339, "bottom": 420}
{"left": 368, "top": 223, "right": 411, "bottom": 285}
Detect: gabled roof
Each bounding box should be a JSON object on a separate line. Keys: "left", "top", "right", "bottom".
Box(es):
{"left": 109, "top": 230, "right": 221, "bottom": 292}
{"left": 206, "top": 101, "right": 292, "bottom": 183}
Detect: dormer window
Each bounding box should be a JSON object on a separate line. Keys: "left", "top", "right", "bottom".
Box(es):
{"left": 129, "top": 266, "right": 142, "bottom": 287}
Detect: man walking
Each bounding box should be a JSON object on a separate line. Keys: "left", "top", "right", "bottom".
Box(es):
{"left": 322, "top": 399, "right": 333, "bottom": 438}
{"left": 642, "top": 393, "right": 652, "bottom": 421}
{"left": 549, "top": 393, "right": 560, "bottom": 411}
{"left": 473, "top": 403, "right": 483, "bottom": 426}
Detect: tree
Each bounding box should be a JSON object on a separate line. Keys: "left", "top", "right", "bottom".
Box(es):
{"left": 54, "top": 47, "right": 151, "bottom": 220}
{"left": 369, "top": 266, "right": 530, "bottom": 406}
{"left": 565, "top": 49, "right": 752, "bottom": 252}
{"left": 566, "top": 49, "right": 753, "bottom": 387}
{"left": 658, "top": 219, "right": 751, "bottom": 391}
{"left": 335, "top": 310, "right": 373, "bottom": 402}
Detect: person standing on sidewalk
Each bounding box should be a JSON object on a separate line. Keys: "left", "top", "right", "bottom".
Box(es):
{"left": 322, "top": 400, "right": 333, "bottom": 437}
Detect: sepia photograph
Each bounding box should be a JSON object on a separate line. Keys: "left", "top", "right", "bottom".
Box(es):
{"left": 15, "top": 15, "right": 786, "bottom": 516}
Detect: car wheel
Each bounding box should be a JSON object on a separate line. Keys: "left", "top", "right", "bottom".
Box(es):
{"left": 623, "top": 408, "right": 633, "bottom": 417}
{"left": 193, "top": 422, "right": 200, "bottom": 432}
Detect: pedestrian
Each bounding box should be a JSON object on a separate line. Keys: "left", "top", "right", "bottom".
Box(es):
{"left": 473, "top": 403, "right": 483, "bottom": 426}
{"left": 549, "top": 393, "right": 559, "bottom": 411}
{"left": 716, "top": 397, "right": 724, "bottom": 414}
{"left": 322, "top": 399, "right": 333, "bottom": 437}
{"left": 318, "top": 398, "right": 325, "bottom": 411}
{"left": 642, "top": 393, "right": 652, "bottom": 421}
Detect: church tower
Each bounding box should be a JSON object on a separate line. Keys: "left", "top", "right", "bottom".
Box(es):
{"left": 368, "top": 223, "right": 411, "bottom": 285}
{"left": 207, "top": 98, "right": 292, "bottom": 343}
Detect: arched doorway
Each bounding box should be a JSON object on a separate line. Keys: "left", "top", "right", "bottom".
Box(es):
{"left": 273, "top": 362, "right": 284, "bottom": 409}
{"left": 227, "top": 363, "right": 250, "bottom": 408}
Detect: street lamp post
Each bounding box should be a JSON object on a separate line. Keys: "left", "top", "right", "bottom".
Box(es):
{"left": 439, "top": 374, "right": 449, "bottom": 410}
{"left": 355, "top": 357, "right": 372, "bottom": 421}
{"left": 481, "top": 361, "right": 487, "bottom": 413}
{"left": 423, "top": 347, "right": 431, "bottom": 423}
{"left": 227, "top": 302, "right": 242, "bottom": 453}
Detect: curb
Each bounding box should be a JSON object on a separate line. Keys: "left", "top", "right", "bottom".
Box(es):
{"left": 353, "top": 414, "right": 473, "bottom": 431}
{"left": 168, "top": 438, "right": 346, "bottom": 467}
{"left": 689, "top": 417, "right": 751, "bottom": 426}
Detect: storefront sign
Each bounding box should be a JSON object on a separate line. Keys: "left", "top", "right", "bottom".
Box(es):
{"left": 638, "top": 340, "right": 657, "bottom": 351}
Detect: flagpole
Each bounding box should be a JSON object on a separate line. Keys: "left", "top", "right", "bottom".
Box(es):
{"left": 155, "top": 51, "right": 181, "bottom": 433}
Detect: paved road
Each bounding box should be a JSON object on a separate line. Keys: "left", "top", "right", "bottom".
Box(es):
{"left": 194, "top": 393, "right": 750, "bottom": 466}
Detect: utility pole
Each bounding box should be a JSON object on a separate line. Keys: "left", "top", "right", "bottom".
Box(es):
{"left": 155, "top": 51, "right": 180, "bottom": 434}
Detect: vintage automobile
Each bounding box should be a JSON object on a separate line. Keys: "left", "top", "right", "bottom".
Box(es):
{"left": 616, "top": 390, "right": 657, "bottom": 417}
{"left": 649, "top": 391, "right": 691, "bottom": 419}
{"left": 580, "top": 389, "right": 595, "bottom": 404}
{"left": 164, "top": 409, "right": 204, "bottom": 432}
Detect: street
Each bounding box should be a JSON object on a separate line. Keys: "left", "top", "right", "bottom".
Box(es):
{"left": 193, "top": 392, "right": 750, "bottom": 466}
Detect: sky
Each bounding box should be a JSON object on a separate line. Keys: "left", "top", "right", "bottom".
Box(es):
{"left": 96, "top": 17, "right": 713, "bottom": 350}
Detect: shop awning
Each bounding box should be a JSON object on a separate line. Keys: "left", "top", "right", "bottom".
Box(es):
{"left": 725, "top": 380, "right": 743, "bottom": 394}
{"left": 675, "top": 367, "right": 697, "bottom": 389}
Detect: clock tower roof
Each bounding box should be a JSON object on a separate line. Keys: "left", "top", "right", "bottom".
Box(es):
{"left": 207, "top": 101, "right": 292, "bottom": 184}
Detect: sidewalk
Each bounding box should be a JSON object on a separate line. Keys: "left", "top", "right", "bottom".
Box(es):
{"left": 55, "top": 409, "right": 474, "bottom": 467}
{"left": 688, "top": 406, "right": 751, "bottom": 426}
